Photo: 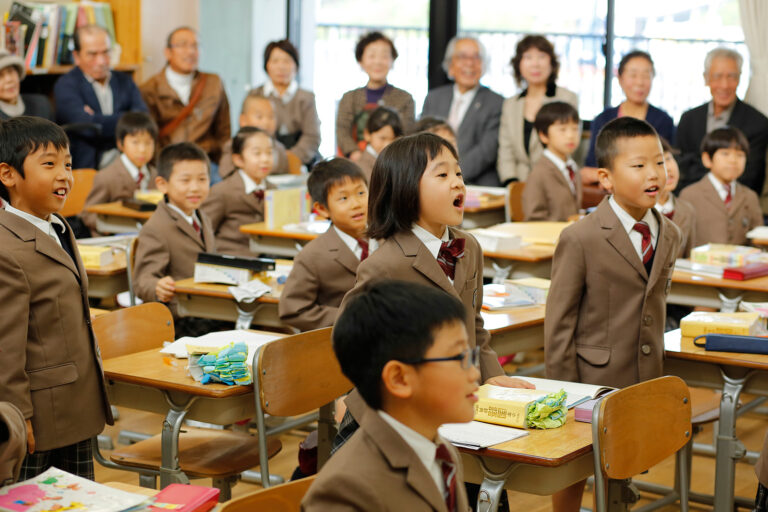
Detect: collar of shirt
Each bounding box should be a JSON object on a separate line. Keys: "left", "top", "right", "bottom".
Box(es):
{"left": 706, "top": 100, "right": 736, "bottom": 132}
{"left": 120, "top": 154, "right": 150, "bottom": 189}
{"left": 166, "top": 201, "right": 200, "bottom": 227}
{"left": 706, "top": 172, "right": 736, "bottom": 202}
{"left": 543, "top": 149, "right": 578, "bottom": 192}
{"left": 4, "top": 203, "right": 66, "bottom": 247}
{"left": 238, "top": 169, "right": 266, "bottom": 195}
{"left": 449, "top": 84, "right": 479, "bottom": 128}
{"left": 411, "top": 223, "right": 450, "bottom": 260}
{"left": 0, "top": 96, "right": 25, "bottom": 118}
{"left": 83, "top": 71, "right": 113, "bottom": 115}
{"left": 378, "top": 410, "right": 445, "bottom": 497}
{"left": 165, "top": 66, "right": 194, "bottom": 105}
{"left": 263, "top": 79, "right": 298, "bottom": 104}
{"left": 654, "top": 194, "right": 675, "bottom": 215}
{"left": 332, "top": 225, "right": 377, "bottom": 260}
{"left": 365, "top": 145, "right": 378, "bottom": 158}
{"left": 608, "top": 195, "right": 658, "bottom": 258}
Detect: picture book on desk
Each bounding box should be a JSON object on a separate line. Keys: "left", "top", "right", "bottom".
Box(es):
{"left": 0, "top": 467, "right": 148, "bottom": 512}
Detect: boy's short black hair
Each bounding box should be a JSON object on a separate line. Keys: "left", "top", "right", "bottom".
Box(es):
{"left": 595, "top": 117, "right": 659, "bottom": 170}
{"left": 333, "top": 280, "right": 466, "bottom": 410}
{"left": 308, "top": 158, "right": 366, "bottom": 207}
{"left": 700, "top": 126, "right": 749, "bottom": 158}
{"left": 240, "top": 92, "right": 272, "bottom": 116}
{"left": 411, "top": 116, "right": 455, "bottom": 137}
{"left": 367, "top": 133, "right": 458, "bottom": 240}
{"left": 533, "top": 101, "right": 580, "bottom": 141}
{"left": 263, "top": 39, "right": 299, "bottom": 70}
{"left": 231, "top": 126, "right": 273, "bottom": 156}
{"left": 157, "top": 142, "right": 209, "bottom": 181}
{"left": 116, "top": 112, "right": 158, "bottom": 145}
{"left": 355, "top": 31, "right": 398, "bottom": 62}
{"left": 366, "top": 106, "right": 403, "bottom": 137}
{"left": 0, "top": 116, "right": 69, "bottom": 202}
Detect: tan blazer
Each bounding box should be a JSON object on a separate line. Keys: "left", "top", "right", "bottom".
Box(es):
{"left": 217, "top": 138, "right": 289, "bottom": 180}
{"left": 679, "top": 176, "right": 763, "bottom": 247}
{"left": 301, "top": 404, "right": 470, "bottom": 512}
{"left": 82, "top": 157, "right": 158, "bottom": 233}
{"left": 278, "top": 227, "right": 360, "bottom": 331}
{"left": 341, "top": 228, "right": 504, "bottom": 381}
{"left": 522, "top": 155, "right": 582, "bottom": 221}
{"left": 140, "top": 68, "right": 231, "bottom": 162}
{"left": 0, "top": 401, "right": 25, "bottom": 484}
{"left": 356, "top": 149, "right": 376, "bottom": 184}
{"left": 336, "top": 85, "right": 415, "bottom": 156}
{"left": 668, "top": 195, "right": 696, "bottom": 259}
{"left": 134, "top": 201, "right": 215, "bottom": 312}
{"left": 201, "top": 173, "right": 273, "bottom": 258}
{"left": 545, "top": 199, "right": 681, "bottom": 388}
{"left": 497, "top": 86, "right": 579, "bottom": 183}
{"left": 0, "top": 210, "right": 112, "bottom": 451}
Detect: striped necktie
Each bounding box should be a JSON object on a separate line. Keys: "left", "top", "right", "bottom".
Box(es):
{"left": 633, "top": 221, "right": 654, "bottom": 274}
{"left": 356, "top": 238, "right": 369, "bottom": 261}
{"left": 437, "top": 238, "right": 465, "bottom": 280}
{"left": 435, "top": 444, "right": 456, "bottom": 512}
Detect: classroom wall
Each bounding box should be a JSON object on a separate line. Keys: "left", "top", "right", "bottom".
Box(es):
{"left": 141, "top": 0, "right": 200, "bottom": 80}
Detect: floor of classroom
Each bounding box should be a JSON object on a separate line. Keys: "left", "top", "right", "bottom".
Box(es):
{"left": 95, "top": 350, "right": 765, "bottom": 511}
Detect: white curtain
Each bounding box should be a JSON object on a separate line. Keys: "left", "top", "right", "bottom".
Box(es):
{"left": 740, "top": 0, "right": 768, "bottom": 117}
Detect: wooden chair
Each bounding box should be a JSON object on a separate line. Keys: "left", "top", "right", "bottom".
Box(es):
{"left": 92, "top": 304, "right": 281, "bottom": 500}
{"left": 219, "top": 475, "right": 317, "bottom": 512}
{"left": 286, "top": 151, "right": 303, "bottom": 175}
{"left": 60, "top": 169, "right": 97, "bottom": 217}
{"left": 252, "top": 327, "right": 353, "bottom": 487}
{"left": 592, "top": 376, "right": 691, "bottom": 512}
{"left": 505, "top": 181, "right": 526, "bottom": 221}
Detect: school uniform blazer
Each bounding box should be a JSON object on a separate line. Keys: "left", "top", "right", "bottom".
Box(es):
{"left": 336, "top": 85, "right": 415, "bottom": 156}
{"left": 522, "top": 155, "right": 582, "bottom": 221}
{"left": 496, "top": 86, "right": 579, "bottom": 183}
{"left": 82, "top": 157, "right": 158, "bottom": 233}
{"left": 140, "top": 68, "right": 231, "bottom": 162}
{"left": 676, "top": 99, "right": 768, "bottom": 194}
{"left": 544, "top": 199, "right": 681, "bottom": 389}
{"left": 134, "top": 201, "right": 215, "bottom": 311}
{"left": 341, "top": 228, "right": 504, "bottom": 381}
{"left": 422, "top": 84, "right": 504, "bottom": 186}
{"left": 356, "top": 149, "right": 376, "bottom": 184}
{"left": 53, "top": 67, "right": 148, "bottom": 169}
{"left": 201, "top": 173, "right": 272, "bottom": 258}
{"left": 217, "top": 138, "right": 289, "bottom": 180}
{"left": 301, "top": 405, "right": 470, "bottom": 512}
{"left": 679, "top": 176, "right": 763, "bottom": 247}
{"left": 278, "top": 227, "right": 359, "bottom": 332}
{"left": 669, "top": 195, "right": 696, "bottom": 259}
{"left": 0, "top": 210, "right": 112, "bottom": 452}
{"left": 253, "top": 85, "right": 322, "bottom": 164}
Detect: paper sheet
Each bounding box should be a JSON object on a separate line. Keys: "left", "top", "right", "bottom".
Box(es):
{"left": 439, "top": 421, "right": 528, "bottom": 449}
{"left": 160, "top": 330, "right": 281, "bottom": 365}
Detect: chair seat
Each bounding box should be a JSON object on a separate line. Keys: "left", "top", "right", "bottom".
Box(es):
{"left": 110, "top": 427, "right": 282, "bottom": 478}
{"left": 688, "top": 387, "right": 721, "bottom": 425}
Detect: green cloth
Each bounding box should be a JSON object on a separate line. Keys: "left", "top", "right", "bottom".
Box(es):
{"left": 526, "top": 389, "right": 567, "bottom": 429}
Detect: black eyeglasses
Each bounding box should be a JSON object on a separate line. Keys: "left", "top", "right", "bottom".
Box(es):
{"left": 398, "top": 346, "right": 480, "bottom": 370}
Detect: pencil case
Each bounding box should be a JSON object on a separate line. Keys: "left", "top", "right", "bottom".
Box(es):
{"left": 693, "top": 334, "right": 768, "bottom": 355}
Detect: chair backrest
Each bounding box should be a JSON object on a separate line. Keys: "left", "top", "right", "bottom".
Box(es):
{"left": 256, "top": 327, "right": 352, "bottom": 417}
{"left": 506, "top": 181, "right": 526, "bottom": 222}
{"left": 218, "top": 475, "right": 317, "bottom": 512}
{"left": 286, "top": 151, "right": 303, "bottom": 175}
{"left": 593, "top": 376, "right": 691, "bottom": 480}
{"left": 60, "top": 169, "right": 97, "bottom": 217}
{"left": 92, "top": 303, "right": 174, "bottom": 359}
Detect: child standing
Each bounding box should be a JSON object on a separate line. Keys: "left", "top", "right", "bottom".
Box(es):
{"left": 655, "top": 139, "right": 695, "bottom": 258}
{"left": 356, "top": 106, "right": 403, "bottom": 182}
{"left": 522, "top": 101, "right": 583, "bottom": 221}
{"left": 679, "top": 127, "right": 763, "bottom": 246}
{"left": 0, "top": 117, "right": 112, "bottom": 479}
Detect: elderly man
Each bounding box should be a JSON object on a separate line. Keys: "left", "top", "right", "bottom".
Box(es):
{"left": 421, "top": 35, "right": 503, "bottom": 186}
{"left": 140, "top": 26, "right": 231, "bottom": 166}
{"left": 677, "top": 47, "right": 768, "bottom": 194}
{"left": 54, "top": 25, "right": 147, "bottom": 169}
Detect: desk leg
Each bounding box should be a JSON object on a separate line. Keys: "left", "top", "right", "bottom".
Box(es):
{"left": 717, "top": 292, "right": 743, "bottom": 313}
{"left": 475, "top": 459, "right": 516, "bottom": 512}
{"left": 235, "top": 305, "right": 256, "bottom": 330}
{"left": 160, "top": 394, "right": 197, "bottom": 488}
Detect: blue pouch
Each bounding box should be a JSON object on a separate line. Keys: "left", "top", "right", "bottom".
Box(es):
{"left": 693, "top": 334, "right": 768, "bottom": 355}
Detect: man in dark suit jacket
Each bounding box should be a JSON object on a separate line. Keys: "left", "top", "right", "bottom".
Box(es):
{"left": 676, "top": 47, "right": 768, "bottom": 195}
{"left": 54, "top": 25, "right": 147, "bottom": 169}
{"left": 421, "top": 36, "right": 503, "bottom": 187}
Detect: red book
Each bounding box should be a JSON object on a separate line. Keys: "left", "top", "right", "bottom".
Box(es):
{"left": 722, "top": 263, "right": 768, "bottom": 281}
{"left": 149, "top": 484, "right": 219, "bottom": 512}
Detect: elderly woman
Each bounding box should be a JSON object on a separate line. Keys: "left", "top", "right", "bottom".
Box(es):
{"left": 497, "top": 35, "right": 578, "bottom": 184}
{"left": 421, "top": 35, "right": 504, "bottom": 186}
{"left": 0, "top": 50, "right": 52, "bottom": 121}
{"left": 252, "top": 39, "right": 321, "bottom": 165}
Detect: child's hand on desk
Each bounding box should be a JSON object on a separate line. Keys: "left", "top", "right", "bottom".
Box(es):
{"left": 484, "top": 376, "right": 535, "bottom": 389}
{"left": 156, "top": 276, "right": 176, "bottom": 303}
{"left": 25, "top": 419, "right": 35, "bottom": 453}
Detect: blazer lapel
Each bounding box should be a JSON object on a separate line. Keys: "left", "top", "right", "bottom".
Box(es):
{"left": 597, "top": 200, "right": 648, "bottom": 280}
{"left": 161, "top": 202, "right": 205, "bottom": 250}
{"left": 78, "top": 69, "right": 103, "bottom": 115}
{"left": 647, "top": 209, "right": 673, "bottom": 288}
{"left": 326, "top": 227, "right": 359, "bottom": 275}
{"left": 701, "top": 178, "right": 729, "bottom": 214}
{"left": 394, "top": 231, "right": 457, "bottom": 297}
{"left": 449, "top": 226, "right": 468, "bottom": 291}
{"left": 458, "top": 87, "right": 484, "bottom": 134}
{"left": 544, "top": 157, "right": 573, "bottom": 192}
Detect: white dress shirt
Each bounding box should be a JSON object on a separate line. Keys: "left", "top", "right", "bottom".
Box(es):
{"left": 333, "top": 225, "right": 377, "bottom": 261}
{"left": 263, "top": 79, "right": 298, "bottom": 104}
{"left": 238, "top": 169, "right": 266, "bottom": 194}
{"left": 608, "top": 195, "right": 658, "bottom": 261}
{"left": 4, "top": 204, "right": 67, "bottom": 248}
{"left": 120, "top": 154, "right": 150, "bottom": 191}
{"left": 706, "top": 172, "right": 736, "bottom": 203}
{"left": 412, "top": 223, "right": 453, "bottom": 283}
{"left": 165, "top": 66, "right": 193, "bottom": 105}
{"left": 166, "top": 202, "right": 201, "bottom": 227}
{"left": 654, "top": 195, "right": 675, "bottom": 216}
{"left": 543, "top": 149, "right": 578, "bottom": 195}
{"left": 447, "top": 85, "right": 479, "bottom": 133}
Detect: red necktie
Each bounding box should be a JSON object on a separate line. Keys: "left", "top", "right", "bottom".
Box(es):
{"left": 633, "top": 221, "right": 654, "bottom": 270}
{"left": 192, "top": 218, "right": 201, "bottom": 235}
{"left": 437, "top": 238, "right": 465, "bottom": 280}
{"left": 136, "top": 170, "right": 144, "bottom": 188}
{"left": 435, "top": 444, "right": 457, "bottom": 512}
{"left": 724, "top": 186, "right": 732, "bottom": 209}
{"left": 253, "top": 189, "right": 265, "bottom": 200}
{"left": 664, "top": 210, "right": 675, "bottom": 220}
{"left": 565, "top": 164, "right": 577, "bottom": 194}
{"left": 357, "top": 238, "right": 369, "bottom": 261}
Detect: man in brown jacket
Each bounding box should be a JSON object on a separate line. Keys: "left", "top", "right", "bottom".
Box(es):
{"left": 140, "top": 27, "right": 230, "bottom": 165}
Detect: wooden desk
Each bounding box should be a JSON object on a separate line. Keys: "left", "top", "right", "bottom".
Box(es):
{"left": 669, "top": 269, "right": 768, "bottom": 311}
{"left": 482, "top": 305, "right": 545, "bottom": 358}
{"left": 85, "top": 251, "right": 129, "bottom": 298}
{"left": 482, "top": 244, "right": 555, "bottom": 280}
{"left": 664, "top": 332, "right": 768, "bottom": 511}
{"left": 85, "top": 202, "right": 152, "bottom": 234}
{"left": 462, "top": 193, "right": 507, "bottom": 229}
{"left": 240, "top": 222, "right": 319, "bottom": 258}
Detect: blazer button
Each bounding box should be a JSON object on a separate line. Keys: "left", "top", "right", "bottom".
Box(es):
{"left": 643, "top": 315, "right": 652, "bottom": 326}
{"left": 641, "top": 344, "right": 652, "bottom": 355}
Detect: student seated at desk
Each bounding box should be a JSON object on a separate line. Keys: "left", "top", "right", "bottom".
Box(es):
{"left": 302, "top": 280, "right": 474, "bottom": 511}
{"left": 82, "top": 112, "right": 159, "bottom": 234}
{"left": 355, "top": 106, "right": 403, "bottom": 182}
{"left": 279, "top": 158, "right": 371, "bottom": 331}
{"left": 202, "top": 127, "right": 274, "bottom": 258}
{"left": 218, "top": 93, "right": 289, "bottom": 180}
{"left": 0, "top": 117, "right": 112, "bottom": 479}
{"left": 679, "top": 126, "right": 763, "bottom": 247}
{"left": 545, "top": 117, "right": 681, "bottom": 511}
{"left": 522, "top": 101, "right": 582, "bottom": 221}
{"left": 655, "top": 138, "right": 695, "bottom": 258}
{"left": 134, "top": 142, "right": 217, "bottom": 337}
